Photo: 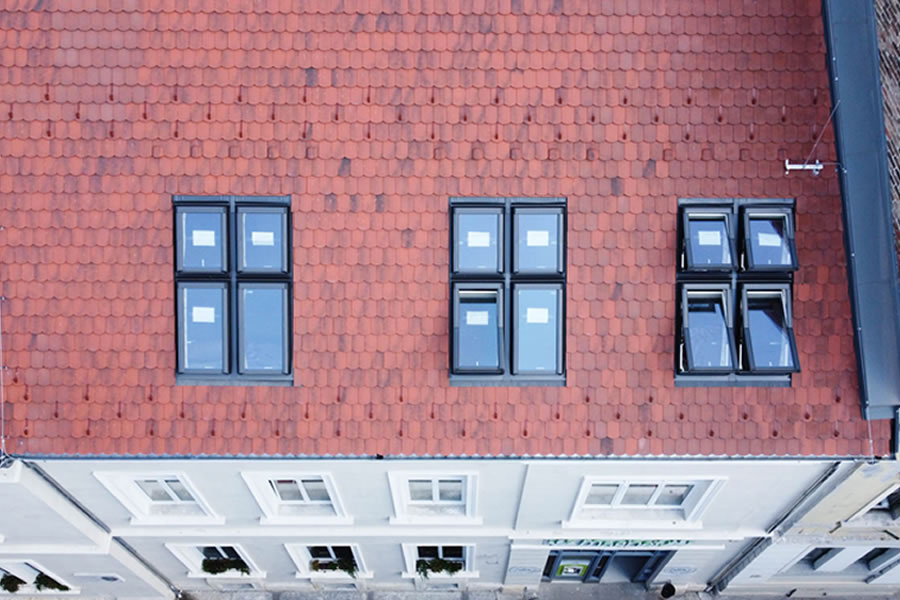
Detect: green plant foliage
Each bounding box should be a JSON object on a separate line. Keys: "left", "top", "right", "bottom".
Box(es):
{"left": 201, "top": 558, "right": 250, "bottom": 576}
{"left": 415, "top": 558, "right": 463, "bottom": 578}
{"left": 0, "top": 574, "right": 25, "bottom": 593}
{"left": 310, "top": 558, "right": 358, "bottom": 578}
{"left": 33, "top": 573, "right": 69, "bottom": 592}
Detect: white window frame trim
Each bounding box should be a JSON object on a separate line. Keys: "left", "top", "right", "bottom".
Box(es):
{"left": 848, "top": 483, "right": 900, "bottom": 522}
{"left": 285, "top": 543, "right": 373, "bottom": 580}
{"left": 563, "top": 476, "right": 725, "bottom": 529}
{"left": 240, "top": 472, "right": 352, "bottom": 525}
{"left": 400, "top": 543, "right": 478, "bottom": 579}
{"left": 388, "top": 472, "right": 481, "bottom": 525}
{"left": 166, "top": 543, "right": 265, "bottom": 579}
{"left": 0, "top": 560, "right": 78, "bottom": 595}
{"left": 93, "top": 471, "right": 223, "bottom": 525}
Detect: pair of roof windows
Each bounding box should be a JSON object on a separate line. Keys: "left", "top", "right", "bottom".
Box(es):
{"left": 450, "top": 198, "right": 566, "bottom": 385}
{"left": 678, "top": 200, "right": 800, "bottom": 381}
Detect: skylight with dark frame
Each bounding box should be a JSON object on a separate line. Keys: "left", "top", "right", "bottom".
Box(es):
{"left": 449, "top": 197, "right": 566, "bottom": 387}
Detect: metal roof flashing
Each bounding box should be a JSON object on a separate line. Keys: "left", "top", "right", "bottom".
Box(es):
{"left": 822, "top": 0, "right": 900, "bottom": 420}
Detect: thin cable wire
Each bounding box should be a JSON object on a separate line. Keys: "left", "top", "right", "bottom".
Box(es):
{"left": 0, "top": 297, "right": 6, "bottom": 457}
{"left": 804, "top": 99, "right": 841, "bottom": 167}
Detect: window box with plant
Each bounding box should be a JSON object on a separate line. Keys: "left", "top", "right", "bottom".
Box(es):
{"left": 414, "top": 546, "right": 467, "bottom": 578}
{"left": 0, "top": 574, "right": 25, "bottom": 594}
{"left": 307, "top": 546, "right": 358, "bottom": 578}
{"left": 200, "top": 547, "right": 251, "bottom": 576}
{"left": 0, "top": 564, "right": 71, "bottom": 594}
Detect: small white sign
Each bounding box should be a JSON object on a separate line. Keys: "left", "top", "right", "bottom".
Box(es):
{"left": 192, "top": 229, "right": 216, "bottom": 247}
{"left": 697, "top": 230, "right": 721, "bottom": 246}
{"left": 251, "top": 231, "right": 275, "bottom": 246}
{"left": 527, "top": 230, "right": 550, "bottom": 247}
{"left": 192, "top": 306, "right": 216, "bottom": 323}
{"left": 758, "top": 232, "right": 782, "bottom": 247}
{"left": 467, "top": 231, "right": 491, "bottom": 248}
{"left": 466, "top": 310, "right": 489, "bottom": 326}
{"left": 527, "top": 307, "right": 550, "bottom": 324}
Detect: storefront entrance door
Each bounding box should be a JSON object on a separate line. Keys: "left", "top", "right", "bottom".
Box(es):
{"left": 542, "top": 550, "right": 671, "bottom": 583}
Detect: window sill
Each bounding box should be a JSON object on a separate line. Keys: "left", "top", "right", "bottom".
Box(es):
{"left": 130, "top": 515, "right": 226, "bottom": 526}
{"left": 390, "top": 516, "right": 483, "bottom": 526}
{"left": 259, "top": 516, "right": 353, "bottom": 526}
{"left": 297, "top": 571, "right": 374, "bottom": 580}
{"left": 561, "top": 518, "right": 701, "bottom": 530}
{"left": 188, "top": 571, "right": 266, "bottom": 579}
{"left": 176, "top": 374, "right": 295, "bottom": 387}
{"left": 450, "top": 374, "right": 565, "bottom": 387}
{"left": 401, "top": 571, "right": 479, "bottom": 579}
{"left": 674, "top": 373, "right": 790, "bottom": 387}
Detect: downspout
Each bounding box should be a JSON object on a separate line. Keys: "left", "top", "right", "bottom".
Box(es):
{"left": 22, "top": 460, "right": 183, "bottom": 599}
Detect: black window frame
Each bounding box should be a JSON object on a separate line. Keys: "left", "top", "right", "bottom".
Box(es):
{"left": 452, "top": 206, "right": 504, "bottom": 275}
{"left": 679, "top": 284, "right": 736, "bottom": 374}
{"left": 681, "top": 208, "right": 735, "bottom": 272}
{"left": 452, "top": 283, "right": 505, "bottom": 374}
{"left": 513, "top": 282, "right": 564, "bottom": 375}
{"left": 741, "top": 207, "right": 799, "bottom": 271}
{"left": 173, "top": 195, "right": 293, "bottom": 386}
{"left": 449, "top": 197, "right": 566, "bottom": 387}
{"left": 740, "top": 284, "right": 800, "bottom": 374}
{"left": 513, "top": 206, "right": 565, "bottom": 275}
{"left": 676, "top": 198, "right": 799, "bottom": 387}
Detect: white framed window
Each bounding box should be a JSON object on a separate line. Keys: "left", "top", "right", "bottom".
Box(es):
{"left": 166, "top": 544, "right": 264, "bottom": 579}
{"left": 388, "top": 473, "right": 480, "bottom": 524}
{"left": 0, "top": 561, "right": 76, "bottom": 594}
{"left": 285, "top": 544, "right": 371, "bottom": 580}
{"left": 400, "top": 544, "right": 478, "bottom": 579}
{"left": 93, "top": 472, "right": 222, "bottom": 525}
{"left": 849, "top": 483, "right": 900, "bottom": 522}
{"left": 94, "top": 471, "right": 225, "bottom": 525}
{"left": 240, "top": 472, "right": 351, "bottom": 525}
{"left": 564, "top": 477, "right": 724, "bottom": 527}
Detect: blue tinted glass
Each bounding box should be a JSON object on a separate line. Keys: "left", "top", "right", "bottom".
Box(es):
{"left": 687, "top": 217, "right": 731, "bottom": 267}
{"left": 241, "top": 285, "right": 286, "bottom": 372}
{"left": 182, "top": 285, "right": 225, "bottom": 371}
{"left": 456, "top": 211, "right": 501, "bottom": 272}
{"left": 747, "top": 295, "right": 793, "bottom": 368}
{"left": 240, "top": 209, "right": 286, "bottom": 272}
{"left": 748, "top": 217, "right": 792, "bottom": 267}
{"left": 180, "top": 210, "right": 224, "bottom": 271}
{"left": 686, "top": 295, "right": 732, "bottom": 369}
{"left": 516, "top": 211, "right": 561, "bottom": 272}
{"left": 457, "top": 296, "right": 500, "bottom": 369}
{"left": 516, "top": 287, "right": 560, "bottom": 372}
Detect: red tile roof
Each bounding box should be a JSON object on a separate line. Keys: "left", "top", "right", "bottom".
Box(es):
{"left": 0, "top": 1, "right": 890, "bottom": 457}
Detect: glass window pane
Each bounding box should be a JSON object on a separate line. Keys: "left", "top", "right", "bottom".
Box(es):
{"left": 621, "top": 484, "right": 658, "bottom": 505}
{"left": 515, "top": 209, "right": 562, "bottom": 273}
{"left": 417, "top": 546, "right": 439, "bottom": 559}
{"left": 748, "top": 215, "right": 793, "bottom": 267}
{"left": 202, "top": 546, "right": 225, "bottom": 560}
{"left": 165, "top": 479, "right": 195, "bottom": 502}
{"left": 178, "top": 208, "right": 226, "bottom": 272}
{"left": 301, "top": 479, "right": 331, "bottom": 502}
{"left": 656, "top": 484, "right": 693, "bottom": 506}
{"left": 585, "top": 484, "right": 619, "bottom": 505}
{"left": 686, "top": 216, "right": 731, "bottom": 268}
{"left": 746, "top": 294, "right": 794, "bottom": 369}
{"left": 442, "top": 546, "right": 464, "bottom": 559}
{"left": 239, "top": 284, "right": 287, "bottom": 373}
{"left": 438, "top": 479, "right": 463, "bottom": 502}
{"left": 137, "top": 479, "right": 172, "bottom": 502}
{"left": 333, "top": 546, "right": 354, "bottom": 561}
{"left": 239, "top": 207, "right": 287, "bottom": 273}
{"left": 455, "top": 210, "right": 501, "bottom": 273}
{"left": 272, "top": 479, "right": 303, "bottom": 501}
{"left": 409, "top": 479, "right": 434, "bottom": 501}
{"left": 221, "top": 547, "right": 240, "bottom": 560}
{"left": 456, "top": 291, "right": 500, "bottom": 371}
{"left": 686, "top": 293, "right": 733, "bottom": 370}
{"left": 308, "top": 546, "right": 332, "bottom": 560}
{"left": 180, "top": 284, "right": 226, "bottom": 372}
{"left": 515, "top": 286, "right": 560, "bottom": 373}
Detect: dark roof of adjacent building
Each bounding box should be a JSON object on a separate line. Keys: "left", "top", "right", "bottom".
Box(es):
{"left": 0, "top": 0, "right": 891, "bottom": 457}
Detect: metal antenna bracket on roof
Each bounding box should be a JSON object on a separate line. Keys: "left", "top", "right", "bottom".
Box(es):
{"left": 784, "top": 98, "right": 842, "bottom": 176}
